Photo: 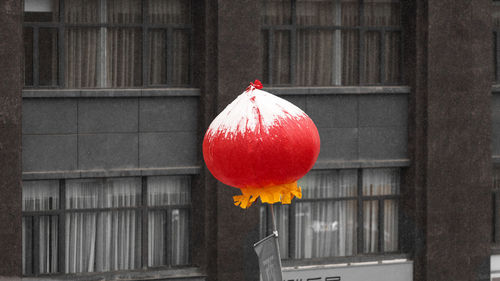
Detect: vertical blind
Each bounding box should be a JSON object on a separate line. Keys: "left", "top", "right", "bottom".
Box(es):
{"left": 22, "top": 176, "right": 191, "bottom": 276}
{"left": 262, "top": 0, "right": 402, "bottom": 86}
{"left": 24, "top": 0, "right": 191, "bottom": 88}
{"left": 262, "top": 168, "right": 399, "bottom": 259}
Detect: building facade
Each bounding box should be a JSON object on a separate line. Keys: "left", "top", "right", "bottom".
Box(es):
{"left": 0, "top": 0, "right": 495, "bottom": 280}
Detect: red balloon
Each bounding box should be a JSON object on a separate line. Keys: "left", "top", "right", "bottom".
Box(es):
{"left": 203, "top": 80, "right": 320, "bottom": 208}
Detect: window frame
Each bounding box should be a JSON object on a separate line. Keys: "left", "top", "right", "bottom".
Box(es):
{"left": 261, "top": 0, "right": 404, "bottom": 87}
{"left": 260, "top": 167, "right": 407, "bottom": 266}
{"left": 23, "top": 0, "right": 194, "bottom": 89}
{"left": 21, "top": 175, "right": 193, "bottom": 278}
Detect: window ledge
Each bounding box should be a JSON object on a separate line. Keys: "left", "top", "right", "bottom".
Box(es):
{"left": 22, "top": 166, "right": 202, "bottom": 180}
{"left": 22, "top": 88, "right": 201, "bottom": 98}
{"left": 313, "top": 159, "right": 411, "bottom": 170}
{"left": 281, "top": 253, "right": 410, "bottom": 269}
{"left": 22, "top": 267, "right": 206, "bottom": 281}
{"left": 266, "top": 86, "right": 410, "bottom": 96}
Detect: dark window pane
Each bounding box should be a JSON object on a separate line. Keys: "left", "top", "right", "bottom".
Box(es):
{"left": 171, "top": 29, "right": 191, "bottom": 85}
{"left": 22, "top": 216, "right": 59, "bottom": 275}
{"left": 342, "top": 29, "right": 359, "bottom": 85}
{"left": 149, "top": 29, "right": 167, "bottom": 85}
{"left": 39, "top": 28, "right": 59, "bottom": 86}
{"left": 149, "top": 0, "right": 191, "bottom": 24}
{"left": 170, "top": 209, "right": 189, "bottom": 266}
{"left": 64, "top": 0, "right": 99, "bottom": 23}
{"left": 64, "top": 28, "right": 99, "bottom": 88}
{"left": 262, "top": 30, "right": 270, "bottom": 84}
{"left": 273, "top": 30, "right": 291, "bottom": 85}
{"left": 24, "top": 27, "right": 34, "bottom": 86}
{"left": 384, "top": 31, "right": 401, "bottom": 84}
{"left": 262, "top": 0, "right": 291, "bottom": 25}
{"left": 341, "top": 0, "right": 359, "bottom": 26}
{"left": 296, "top": 30, "right": 338, "bottom": 86}
{"left": 364, "top": 0, "right": 400, "bottom": 26}
{"left": 296, "top": 0, "right": 338, "bottom": 25}
{"left": 362, "top": 31, "right": 381, "bottom": 84}
{"left": 107, "top": 0, "right": 142, "bottom": 24}
{"left": 148, "top": 210, "right": 167, "bottom": 267}
{"left": 24, "top": 0, "right": 59, "bottom": 22}
{"left": 106, "top": 28, "right": 143, "bottom": 87}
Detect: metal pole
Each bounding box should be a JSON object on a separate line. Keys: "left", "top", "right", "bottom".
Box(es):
{"left": 269, "top": 203, "right": 283, "bottom": 277}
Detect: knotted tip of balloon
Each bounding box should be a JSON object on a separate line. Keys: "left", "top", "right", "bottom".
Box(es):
{"left": 246, "top": 79, "right": 263, "bottom": 91}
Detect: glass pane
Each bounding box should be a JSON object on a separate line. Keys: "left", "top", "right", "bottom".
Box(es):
{"left": 22, "top": 180, "right": 59, "bottom": 211}
{"left": 149, "top": 0, "right": 191, "bottom": 24}
{"left": 24, "top": 27, "right": 34, "bottom": 86}
{"left": 362, "top": 168, "right": 400, "bottom": 196}
{"left": 342, "top": 29, "right": 359, "bottom": 85}
{"left": 64, "top": 0, "right": 99, "bottom": 23}
{"left": 22, "top": 217, "right": 33, "bottom": 275}
{"left": 107, "top": 0, "right": 142, "bottom": 24}
{"left": 296, "top": 0, "right": 339, "bottom": 26}
{"left": 384, "top": 31, "right": 401, "bottom": 83}
{"left": 262, "top": 30, "right": 270, "bottom": 84}
{"left": 39, "top": 28, "right": 59, "bottom": 86}
{"left": 106, "top": 28, "right": 143, "bottom": 87}
{"left": 39, "top": 216, "right": 58, "bottom": 273}
{"left": 262, "top": 0, "right": 291, "bottom": 25}
{"left": 494, "top": 2, "right": 500, "bottom": 30}
{"left": 66, "top": 178, "right": 141, "bottom": 209}
{"left": 294, "top": 200, "right": 357, "bottom": 258}
{"left": 65, "top": 210, "right": 141, "bottom": 273}
{"left": 296, "top": 30, "right": 341, "bottom": 86}
{"left": 341, "top": 0, "right": 359, "bottom": 26}
{"left": 148, "top": 210, "right": 167, "bottom": 267}
{"left": 64, "top": 28, "right": 99, "bottom": 88}
{"left": 24, "top": 0, "right": 59, "bottom": 22}
{"left": 273, "top": 30, "right": 291, "bottom": 85}
{"left": 362, "top": 31, "right": 381, "bottom": 84}
{"left": 22, "top": 216, "right": 59, "bottom": 275}
{"left": 363, "top": 200, "right": 378, "bottom": 253}
{"left": 274, "top": 205, "right": 289, "bottom": 258}
{"left": 148, "top": 176, "right": 191, "bottom": 206}
{"left": 364, "top": 0, "right": 401, "bottom": 26}
{"left": 149, "top": 29, "right": 167, "bottom": 85}
{"left": 298, "top": 170, "right": 357, "bottom": 199}
{"left": 384, "top": 199, "right": 398, "bottom": 251}
{"left": 171, "top": 29, "right": 191, "bottom": 85}
{"left": 170, "top": 209, "right": 189, "bottom": 265}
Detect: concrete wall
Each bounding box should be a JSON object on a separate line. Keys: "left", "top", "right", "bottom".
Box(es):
{"left": 22, "top": 95, "right": 199, "bottom": 175}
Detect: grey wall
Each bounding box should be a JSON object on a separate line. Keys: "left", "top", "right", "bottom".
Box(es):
{"left": 280, "top": 93, "right": 408, "bottom": 163}
{"left": 493, "top": 93, "right": 500, "bottom": 157}
{"left": 22, "top": 96, "right": 199, "bottom": 173}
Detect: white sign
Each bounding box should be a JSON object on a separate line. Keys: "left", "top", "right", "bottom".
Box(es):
{"left": 281, "top": 260, "right": 413, "bottom": 281}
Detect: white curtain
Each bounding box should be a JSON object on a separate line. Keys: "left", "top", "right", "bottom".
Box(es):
{"left": 362, "top": 168, "right": 399, "bottom": 253}
{"left": 265, "top": 0, "right": 400, "bottom": 85}
{"left": 65, "top": 177, "right": 141, "bottom": 273}
{"left": 292, "top": 170, "right": 357, "bottom": 259}
{"left": 148, "top": 176, "right": 190, "bottom": 267}
{"left": 148, "top": 0, "right": 191, "bottom": 85}
{"left": 22, "top": 180, "right": 60, "bottom": 275}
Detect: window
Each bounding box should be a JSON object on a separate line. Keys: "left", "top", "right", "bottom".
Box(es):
{"left": 22, "top": 176, "right": 191, "bottom": 276}
{"left": 494, "top": 1, "right": 500, "bottom": 82}
{"left": 23, "top": 0, "right": 192, "bottom": 88}
{"left": 261, "top": 0, "right": 402, "bottom": 86}
{"left": 494, "top": 168, "right": 500, "bottom": 246}
{"left": 260, "top": 168, "right": 400, "bottom": 260}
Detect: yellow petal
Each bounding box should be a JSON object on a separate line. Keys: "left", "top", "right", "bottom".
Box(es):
{"left": 233, "top": 182, "right": 302, "bottom": 209}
